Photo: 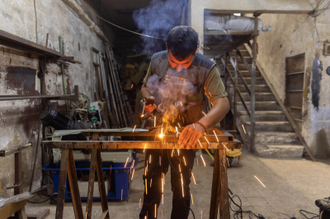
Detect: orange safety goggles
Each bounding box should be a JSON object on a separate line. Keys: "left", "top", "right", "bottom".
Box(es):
{"left": 168, "top": 50, "right": 194, "bottom": 72}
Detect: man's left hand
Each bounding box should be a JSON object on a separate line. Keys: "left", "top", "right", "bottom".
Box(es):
{"left": 178, "top": 123, "right": 204, "bottom": 149}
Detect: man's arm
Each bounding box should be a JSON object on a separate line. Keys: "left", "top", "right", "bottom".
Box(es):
{"left": 178, "top": 66, "right": 230, "bottom": 149}
{"left": 198, "top": 97, "right": 230, "bottom": 128}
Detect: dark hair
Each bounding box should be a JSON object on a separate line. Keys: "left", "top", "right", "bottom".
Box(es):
{"left": 166, "top": 26, "right": 198, "bottom": 61}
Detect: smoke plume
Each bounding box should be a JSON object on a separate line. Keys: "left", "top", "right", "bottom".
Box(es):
{"left": 133, "top": 0, "right": 188, "bottom": 53}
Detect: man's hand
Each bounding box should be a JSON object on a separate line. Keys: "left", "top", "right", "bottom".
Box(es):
{"left": 144, "top": 96, "right": 157, "bottom": 116}
{"left": 178, "top": 123, "right": 204, "bottom": 149}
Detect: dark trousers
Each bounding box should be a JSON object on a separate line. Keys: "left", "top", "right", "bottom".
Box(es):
{"left": 139, "top": 149, "right": 195, "bottom": 219}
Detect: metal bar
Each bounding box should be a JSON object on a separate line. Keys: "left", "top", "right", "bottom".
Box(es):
{"left": 219, "top": 145, "right": 230, "bottom": 219}
{"left": 55, "top": 148, "right": 69, "bottom": 219}
{"left": 0, "top": 143, "right": 32, "bottom": 157}
{"left": 94, "top": 62, "right": 104, "bottom": 100}
{"left": 42, "top": 140, "right": 241, "bottom": 150}
{"left": 29, "top": 129, "right": 40, "bottom": 193}
{"left": 209, "top": 148, "right": 220, "bottom": 219}
{"left": 96, "top": 150, "right": 110, "bottom": 219}
{"left": 250, "top": 16, "right": 259, "bottom": 152}
{"left": 233, "top": 49, "right": 238, "bottom": 130}
{"left": 223, "top": 53, "right": 228, "bottom": 129}
{"left": 237, "top": 50, "right": 252, "bottom": 95}
{"left": 221, "top": 58, "right": 251, "bottom": 118}
{"left": 229, "top": 53, "right": 251, "bottom": 95}
{"left": 67, "top": 149, "right": 84, "bottom": 219}
{"left": 0, "top": 86, "right": 79, "bottom": 101}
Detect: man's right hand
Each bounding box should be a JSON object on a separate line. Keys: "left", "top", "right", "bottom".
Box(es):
{"left": 143, "top": 96, "right": 157, "bottom": 116}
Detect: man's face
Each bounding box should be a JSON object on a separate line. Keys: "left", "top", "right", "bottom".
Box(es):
{"left": 168, "top": 50, "right": 195, "bottom": 72}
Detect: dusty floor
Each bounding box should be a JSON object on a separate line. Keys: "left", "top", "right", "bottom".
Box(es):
{"left": 26, "top": 149, "right": 330, "bottom": 219}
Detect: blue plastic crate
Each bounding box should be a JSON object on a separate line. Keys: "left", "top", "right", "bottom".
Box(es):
{"left": 43, "top": 157, "right": 139, "bottom": 201}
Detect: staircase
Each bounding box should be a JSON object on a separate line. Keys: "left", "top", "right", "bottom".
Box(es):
{"left": 224, "top": 45, "right": 304, "bottom": 158}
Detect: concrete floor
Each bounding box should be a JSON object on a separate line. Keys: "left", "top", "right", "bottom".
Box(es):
{"left": 26, "top": 149, "right": 330, "bottom": 219}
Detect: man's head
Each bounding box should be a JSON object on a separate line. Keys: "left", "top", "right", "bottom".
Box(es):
{"left": 166, "top": 26, "right": 198, "bottom": 72}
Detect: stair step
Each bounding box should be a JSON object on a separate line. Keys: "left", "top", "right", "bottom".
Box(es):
{"left": 255, "top": 144, "right": 304, "bottom": 158}
{"left": 238, "top": 77, "right": 265, "bottom": 84}
{"left": 254, "top": 131, "right": 299, "bottom": 144}
{"left": 239, "top": 111, "right": 287, "bottom": 121}
{"left": 235, "top": 70, "right": 261, "bottom": 77}
{"left": 236, "top": 101, "right": 281, "bottom": 111}
{"left": 231, "top": 84, "right": 270, "bottom": 92}
{"left": 229, "top": 50, "right": 250, "bottom": 56}
{"left": 243, "top": 121, "right": 294, "bottom": 132}
{"left": 240, "top": 92, "right": 275, "bottom": 101}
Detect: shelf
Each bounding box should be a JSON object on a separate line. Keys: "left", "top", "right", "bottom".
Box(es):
{"left": 286, "top": 71, "right": 304, "bottom": 76}
{"left": 289, "top": 106, "right": 302, "bottom": 110}
{"left": 286, "top": 90, "right": 303, "bottom": 92}
{"left": 0, "top": 29, "right": 79, "bottom": 63}
{"left": 0, "top": 86, "right": 79, "bottom": 101}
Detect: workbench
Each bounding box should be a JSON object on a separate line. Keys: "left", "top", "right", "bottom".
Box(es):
{"left": 42, "top": 127, "right": 241, "bottom": 219}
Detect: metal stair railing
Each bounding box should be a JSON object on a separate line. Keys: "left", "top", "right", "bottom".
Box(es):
{"left": 245, "top": 42, "right": 316, "bottom": 161}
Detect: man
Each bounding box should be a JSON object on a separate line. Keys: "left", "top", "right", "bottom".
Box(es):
{"left": 140, "top": 26, "right": 229, "bottom": 219}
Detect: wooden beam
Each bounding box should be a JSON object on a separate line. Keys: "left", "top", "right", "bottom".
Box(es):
{"left": 0, "top": 200, "right": 27, "bottom": 219}
{"left": 204, "top": 9, "right": 313, "bottom": 15}
{"left": 219, "top": 146, "right": 230, "bottom": 218}
{"left": 55, "top": 149, "right": 69, "bottom": 219}
{"left": 209, "top": 148, "right": 221, "bottom": 218}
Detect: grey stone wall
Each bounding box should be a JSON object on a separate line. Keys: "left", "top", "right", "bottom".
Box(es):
{"left": 257, "top": 1, "right": 330, "bottom": 157}
{"left": 0, "top": 0, "right": 110, "bottom": 197}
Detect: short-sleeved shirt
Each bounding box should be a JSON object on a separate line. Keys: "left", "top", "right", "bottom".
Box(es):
{"left": 143, "top": 61, "right": 227, "bottom": 103}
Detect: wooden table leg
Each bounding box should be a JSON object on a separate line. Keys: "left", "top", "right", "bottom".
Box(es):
{"left": 67, "top": 149, "right": 84, "bottom": 219}
{"left": 55, "top": 149, "right": 69, "bottom": 219}
{"left": 86, "top": 148, "right": 97, "bottom": 219}
{"left": 219, "top": 145, "right": 230, "bottom": 219}
{"left": 96, "top": 149, "right": 110, "bottom": 219}
{"left": 209, "top": 149, "right": 220, "bottom": 219}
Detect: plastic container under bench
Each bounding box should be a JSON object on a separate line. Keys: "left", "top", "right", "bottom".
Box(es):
{"left": 43, "top": 157, "right": 138, "bottom": 201}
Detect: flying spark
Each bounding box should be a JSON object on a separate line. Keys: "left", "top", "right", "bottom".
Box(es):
{"left": 191, "top": 172, "right": 196, "bottom": 185}
{"left": 130, "top": 159, "right": 136, "bottom": 169}
{"left": 124, "top": 157, "right": 129, "bottom": 168}
{"left": 175, "top": 126, "right": 179, "bottom": 134}
{"left": 144, "top": 163, "right": 148, "bottom": 176}
{"left": 131, "top": 169, "right": 135, "bottom": 180}
{"left": 212, "top": 130, "right": 219, "bottom": 142}
{"left": 198, "top": 140, "right": 203, "bottom": 148}
{"left": 204, "top": 136, "right": 210, "bottom": 145}
{"left": 177, "top": 148, "right": 180, "bottom": 156}
{"left": 131, "top": 84, "right": 134, "bottom": 88}
{"left": 154, "top": 116, "right": 156, "bottom": 127}
{"left": 241, "top": 124, "right": 246, "bottom": 134}
{"left": 200, "top": 155, "right": 206, "bottom": 167}
{"left": 183, "top": 156, "right": 187, "bottom": 166}
{"left": 171, "top": 149, "right": 174, "bottom": 157}
{"left": 121, "top": 189, "right": 123, "bottom": 200}
{"left": 222, "top": 143, "right": 229, "bottom": 151}
{"left": 202, "top": 111, "right": 207, "bottom": 116}
{"left": 149, "top": 155, "right": 152, "bottom": 163}
{"left": 159, "top": 156, "right": 161, "bottom": 166}
{"left": 254, "top": 175, "right": 266, "bottom": 187}
{"left": 178, "top": 123, "right": 181, "bottom": 128}
{"left": 141, "top": 114, "right": 145, "bottom": 118}
{"left": 145, "top": 179, "right": 148, "bottom": 194}
{"left": 191, "top": 193, "right": 194, "bottom": 205}
{"left": 208, "top": 92, "right": 212, "bottom": 97}
{"left": 150, "top": 179, "right": 152, "bottom": 187}
{"left": 178, "top": 164, "right": 181, "bottom": 173}
{"left": 139, "top": 198, "right": 141, "bottom": 208}
{"left": 132, "top": 125, "right": 136, "bottom": 133}
{"left": 154, "top": 204, "right": 157, "bottom": 218}
{"left": 180, "top": 101, "right": 183, "bottom": 106}
{"left": 180, "top": 173, "right": 184, "bottom": 198}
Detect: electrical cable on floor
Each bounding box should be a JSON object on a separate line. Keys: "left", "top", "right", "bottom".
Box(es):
{"left": 298, "top": 209, "right": 319, "bottom": 219}
{"left": 228, "top": 188, "right": 266, "bottom": 219}
{"left": 27, "top": 193, "right": 57, "bottom": 204}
